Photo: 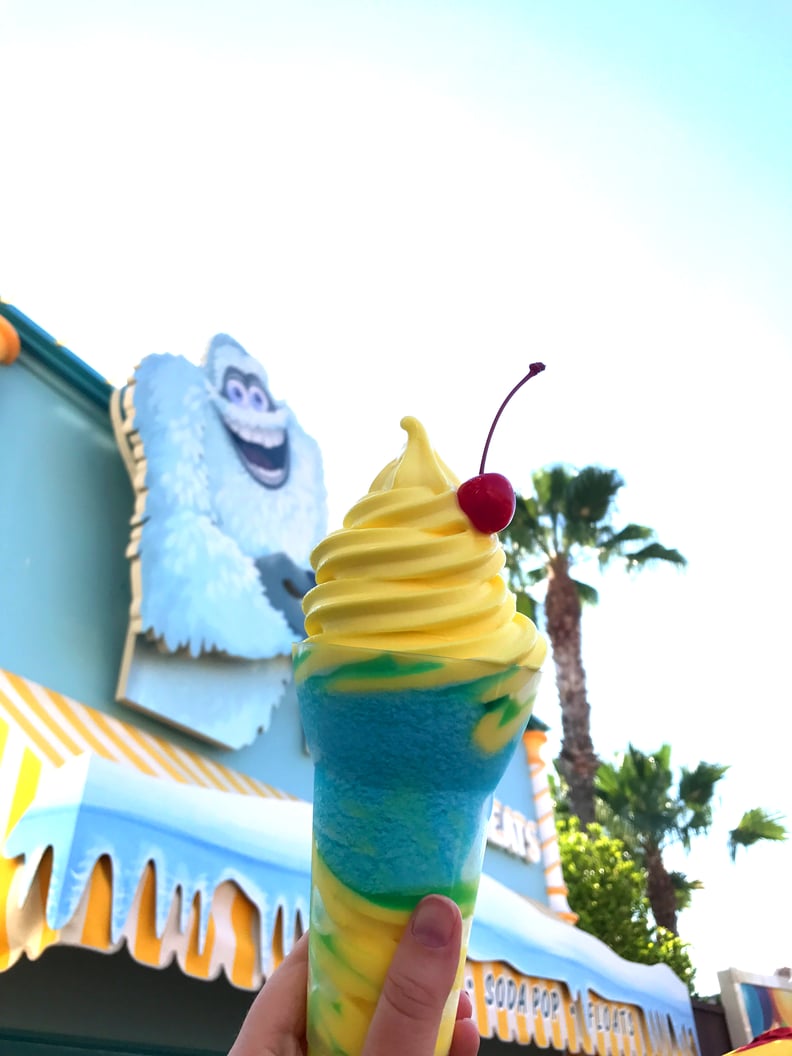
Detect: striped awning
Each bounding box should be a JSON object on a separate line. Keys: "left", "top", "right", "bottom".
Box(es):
{"left": 0, "top": 667, "right": 698, "bottom": 1055}
{"left": 0, "top": 666, "right": 309, "bottom": 988}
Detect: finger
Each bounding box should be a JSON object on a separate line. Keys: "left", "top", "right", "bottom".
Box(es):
{"left": 456, "top": 990, "right": 473, "bottom": 1022}
{"left": 362, "top": 895, "right": 462, "bottom": 1056}
{"left": 228, "top": 931, "right": 309, "bottom": 1056}
{"left": 449, "top": 1017, "right": 481, "bottom": 1056}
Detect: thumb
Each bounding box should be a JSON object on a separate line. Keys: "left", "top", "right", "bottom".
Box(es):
{"left": 362, "top": 895, "right": 462, "bottom": 1056}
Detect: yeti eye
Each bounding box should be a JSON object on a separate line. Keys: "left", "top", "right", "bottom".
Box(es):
{"left": 248, "top": 383, "right": 269, "bottom": 412}
{"left": 225, "top": 378, "right": 247, "bottom": 406}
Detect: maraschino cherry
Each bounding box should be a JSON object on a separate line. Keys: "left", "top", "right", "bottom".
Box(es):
{"left": 457, "top": 362, "right": 546, "bottom": 533}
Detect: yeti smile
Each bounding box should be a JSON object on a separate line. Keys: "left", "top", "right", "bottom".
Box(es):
{"left": 226, "top": 424, "right": 290, "bottom": 488}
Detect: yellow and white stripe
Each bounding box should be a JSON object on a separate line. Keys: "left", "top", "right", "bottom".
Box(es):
{"left": 522, "top": 727, "right": 577, "bottom": 923}
{"left": 0, "top": 666, "right": 296, "bottom": 987}
{"left": 465, "top": 961, "right": 697, "bottom": 1056}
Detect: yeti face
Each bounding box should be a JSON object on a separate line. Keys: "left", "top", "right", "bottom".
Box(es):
{"left": 208, "top": 340, "right": 291, "bottom": 489}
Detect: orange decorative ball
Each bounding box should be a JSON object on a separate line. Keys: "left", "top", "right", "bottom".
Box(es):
{"left": 0, "top": 314, "right": 21, "bottom": 365}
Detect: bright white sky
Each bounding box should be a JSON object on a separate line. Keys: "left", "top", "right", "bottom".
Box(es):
{"left": 2, "top": 0, "right": 791, "bottom": 998}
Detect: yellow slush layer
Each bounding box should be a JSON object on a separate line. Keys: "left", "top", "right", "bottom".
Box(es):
{"left": 302, "top": 417, "right": 546, "bottom": 682}
{"left": 308, "top": 845, "right": 470, "bottom": 1056}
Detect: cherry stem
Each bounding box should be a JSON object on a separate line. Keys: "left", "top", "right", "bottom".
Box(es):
{"left": 478, "top": 362, "right": 546, "bottom": 475}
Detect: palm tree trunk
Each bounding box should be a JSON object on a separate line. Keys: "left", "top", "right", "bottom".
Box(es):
{"left": 544, "top": 554, "right": 599, "bottom": 826}
{"left": 644, "top": 842, "right": 679, "bottom": 934}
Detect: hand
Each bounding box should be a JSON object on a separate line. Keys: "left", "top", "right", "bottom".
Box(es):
{"left": 229, "top": 894, "right": 480, "bottom": 1056}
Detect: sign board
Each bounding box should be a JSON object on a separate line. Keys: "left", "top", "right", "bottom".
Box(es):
{"left": 718, "top": 968, "right": 792, "bottom": 1047}
{"left": 467, "top": 960, "right": 698, "bottom": 1056}
{"left": 111, "top": 335, "right": 327, "bottom": 748}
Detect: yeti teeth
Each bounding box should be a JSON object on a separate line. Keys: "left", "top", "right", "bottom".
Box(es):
{"left": 234, "top": 425, "right": 285, "bottom": 446}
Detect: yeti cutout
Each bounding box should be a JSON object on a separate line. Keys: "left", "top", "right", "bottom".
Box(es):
{"left": 111, "top": 335, "right": 327, "bottom": 749}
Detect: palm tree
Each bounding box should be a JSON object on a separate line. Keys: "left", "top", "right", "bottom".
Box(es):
{"left": 502, "top": 465, "right": 686, "bottom": 824}
{"left": 549, "top": 770, "right": 704, "bottom": 922}
{"left": 595, "top": 744, "right": 787, "bottom": 934}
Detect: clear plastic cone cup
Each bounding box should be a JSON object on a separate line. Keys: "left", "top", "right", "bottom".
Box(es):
{"left": 294, "top": 642, "right": 542, "bottom": 1056}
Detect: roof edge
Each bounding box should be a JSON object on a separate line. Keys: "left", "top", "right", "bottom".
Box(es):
{"left": 0, "top": 301, "right": 113, "bottom": 410}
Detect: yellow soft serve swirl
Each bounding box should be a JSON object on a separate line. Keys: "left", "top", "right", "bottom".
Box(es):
{"left": 302, "top": 417, "right": 546, "bottom": 670}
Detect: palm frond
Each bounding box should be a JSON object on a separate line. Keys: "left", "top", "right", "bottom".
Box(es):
{"left": 547, "top": 466, "right": 575, "bottom": 510}
{"left": 607, "top": 523, "right": 655, "bottom": 544}
{"left": 515, "top": 589, "right": 539, "bottom": 624}
{"left": 548, "top": 770, "right": 570, "bottom": 819}
{"left": 598, "top": 524, "right": 655, "bottom": 568}
{"left": 543, "top": 466, "right": 574, "bottom": 552}
{"left": 728, "top": 809, "right": 788, "bottom": 861}
{"left": 594, "top": 797, "right": 641, "bottom": 855}
{"left": 519, "top": 494, "right": 541, "bottom": 524}
{"left": 504, "top": 551, "right": 546, "bottom": 594}
{"left": 650, "top": 743, "right": 673, "bottom": 772}
{"left": 560, "top": 467, "right": 623, "bottom": 551}
{"left": 506, "top": 495, "right": 554, "bottom": 559}
{"left": 532, "top": 466, "right": 571, "bottom": 516}
{"left": 625, "top": 543, "right": 688, "bottom": 570}
{"left": 523, "top": 566, "right": 549, "bottom": 586}
{"left": 678, "top": 762, "right": 729, "bottom": 796}
{"left": 567, "top": 467, "right": 624, "bottom": 523}
{"left": 677, "top": 762, "right": 729, "bottom": 846}
{"left": 628, "top": 742, "right": 673, "bottom": 779}
{"left": 571, "top": 578, "right": 599, "bottom": 607}
{"left": 668, "top": 870, "right": 704, "bottom": 912}
{"left": 595, "top": 745, "right": 679, "bottom": 847}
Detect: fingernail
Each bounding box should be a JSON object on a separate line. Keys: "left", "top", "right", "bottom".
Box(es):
{"left": 411, "top": 896, "right": 457, "bottom": 949}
